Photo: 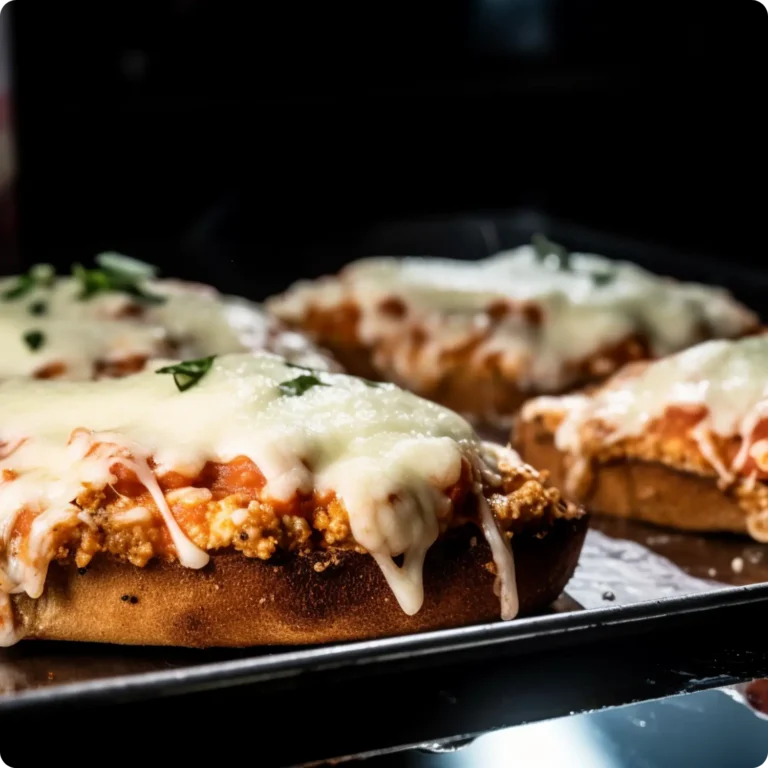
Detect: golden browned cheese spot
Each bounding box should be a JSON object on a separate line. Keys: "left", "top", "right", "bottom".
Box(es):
{"left": 377, "top": 297, "right": 408, "bottom": 319}
{"left": 285, "top": 297, "right": 670, "bottom": 427}
{"left": 230, "top": 503, "right": 312, "bottom": 560}
{"left": 521, "top": 303, "right": 543, "bottom": 326}
{"left": 33, "top": 355, "right": 154, "bottom": 382}
{"left": 311, "top": 498, "right": 357, "bottom": 549}
{"left": 114, "top": 303, "right": 146, "bottom": 319}
{"left": 304, "top": 301, "right": 361, "bottom": 346}
{"left": 95, "top": 355, "right": 152, "bottom": 379}
{"left": 489, "top": 465, "right": 580, "bottom": 537}
{"left": 34, "top": 362, "right": 67, "bottom": 379}
{"left": 567, "top": 335, "right": 650, "bottom": 384}
{"left": 531, "top": 409, "right": 567, "bottom": 436}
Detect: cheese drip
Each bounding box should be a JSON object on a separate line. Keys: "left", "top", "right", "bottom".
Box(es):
{"left": 0, "top": 273, "right": 333, "bottom": 380}
{"left": 269, "top": 246, "right": 756, "bottom": 393}
{"left": 0, "top": 353, "right": 518, "bottom": 643}
{"left": 532, "top": 338, "right": 768, "bottom": 456}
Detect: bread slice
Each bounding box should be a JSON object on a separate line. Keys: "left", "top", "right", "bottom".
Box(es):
{"left": 12, "top": 518, "right": 587, "bottom": 647}
{"left": 0, "top": 352, "right": 587, "bottom": 647}
{"left": 266, "top": 249, "right": 758, "bottom": 426}
{"left": 514, "top": 416, "right": 749, "bottom": 535}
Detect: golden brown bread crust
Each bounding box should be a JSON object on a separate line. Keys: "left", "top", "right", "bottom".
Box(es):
{"left": 11, "top": 519, "right": 587, "bottom": 647}
{"left": 514, "top": 417, "right": 749, "bottom": 535}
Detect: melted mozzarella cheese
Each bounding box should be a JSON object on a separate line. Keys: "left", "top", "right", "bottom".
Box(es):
{"left": 523, "top": 337, "right": 768, "bottom": 543}
{"left": 0, "top": 272, "right": 334, "bottom": 380}
{"left": 269, "top": 246, "right": 756, "bottom": 392}
{"left": 0, "top": 311, "right": 167, "bottom": 379}
{"left": 536, "top": 336, "right": 768, "bottom": 450}
{"left": 0, "top": 352, "right": 518, "bottom": 643}
{"left": 524, "top": 336, "right": 768, "bottom": 482}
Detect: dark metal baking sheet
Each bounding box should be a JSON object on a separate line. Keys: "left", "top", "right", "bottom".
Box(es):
{"left": 0, "top": 578, "right": 764, "bottom": 712}
{"left": 3, "top": 211, "right": 768, "bottom": 767}
{"left": 3, "top": 579, "right": 768, "bottom": 768}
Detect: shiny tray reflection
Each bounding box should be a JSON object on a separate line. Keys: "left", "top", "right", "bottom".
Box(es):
{"left": 0, "top": 604, "right": 584, "bottom": 696}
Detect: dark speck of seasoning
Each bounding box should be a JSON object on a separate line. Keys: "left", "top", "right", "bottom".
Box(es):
{"left": 77, "top": 567, "right": 87, "bottom": 575}
{"left": 239, "top": 531, "right": 249, "bottom": 541}
{"left": 129, "top": 596, "right": 139, "bottom": 604}
{"left": 120, "top": 594, "right": 130, "bottom": 602}
{"left": 29, "top": 300, "right": 48, "bottom": 316}
{"left": 602, "top": 591, "right": 616, "bottom": 601}
{"left": 23, "top": 329, "right": 45, "bottom": 351}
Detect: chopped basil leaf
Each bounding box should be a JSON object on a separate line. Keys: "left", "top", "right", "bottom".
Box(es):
{"left": 72, "top": 263, "right": 107, "bottom": 300}
{"left": 95, "top": 252, "right": 158, "bottom": 279}
{"left": 23, "top": 330, "right": 45, "bottom": 351}
{"left": 592, "top": 271, "right": 615, "bottom": 286}
{"left": 279, "top": 374, "right": 329, "bottom": 397}
{"left": 28, "top": 300, "right": 48, "bottom": 316}
{"left": 285, "top": 362, "right": 380, "bottom": 389}
{"left": 156, "top": 356, "right": 216, "bottom": 392}
{"left": 2, "top": 263, "right": 56, "bottom": 301}
{"left": 2, "top": 275, "right": 34, "bottom": 300}
{"left": 73, "top": 262, "right": 166, "bottom": 305}
{"left": 531, "top": 233, "right": 571, "bottom": 271}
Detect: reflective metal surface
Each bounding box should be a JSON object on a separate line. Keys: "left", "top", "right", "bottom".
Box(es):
{"left": 344, "top": 689, "right": 768, "bottom": 768}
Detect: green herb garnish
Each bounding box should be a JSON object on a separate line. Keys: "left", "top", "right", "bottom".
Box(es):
{"left": 23, "top": 330, "right": 45, "bottom": 351}
{"left": 156, "top": 356, "right": 216, "bottom": 392}
{"left": 2, "top": 278, "right": 34, "bottom": 300}
{"left": 591, "top": 271, "right": 615, "bottom": 286}
{"left": 279, "top": 374, "right": 329, "bottom": 397}
{"left": 2, "top": 264, "right": 55, "bottom": 301}
{"left": 73, "top": 256, "right": 165, "bottom": 305}
{"left": 28, "top": 300, "right": 48, "bottom": 316}
{"left": 95, "top": 252, "right": 158, "bottom": 279}
{"left": 286, "top": 361, "right": 381, "bottom": 389}
{"left": 531, "top": 233, "right": 571, "bottom": 271}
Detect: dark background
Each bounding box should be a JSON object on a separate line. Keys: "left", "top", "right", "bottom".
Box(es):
{"left": 3, "top": 0, "right": 768, "bottom": 297}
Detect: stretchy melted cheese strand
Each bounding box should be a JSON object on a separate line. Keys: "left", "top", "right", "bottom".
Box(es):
{"left": 0, "top": 353, "right": 520, "bottom": 642}
{"left": 478, "top": 493, "right": 518, "bottom": 620}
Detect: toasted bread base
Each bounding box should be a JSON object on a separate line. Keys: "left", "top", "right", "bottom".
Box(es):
{"left": 11, "top": 520, "right": 587, "bottom": 647}
{"left": 514, "top": 418, "right": 749, "bottom": 535}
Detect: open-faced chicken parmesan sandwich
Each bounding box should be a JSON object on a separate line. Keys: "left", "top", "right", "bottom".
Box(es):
{"left": 515, "top": 335, "right": 768, "bottom": 542}
{"left": 0, "top": 254, "right": 335, "bottom": 380}
{"left": 267, "top": 236, "right": 757, "bottom": 426}
{"left": 0, "top": 352, "right": 586, "bottom": 647}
